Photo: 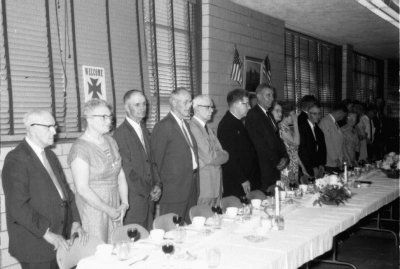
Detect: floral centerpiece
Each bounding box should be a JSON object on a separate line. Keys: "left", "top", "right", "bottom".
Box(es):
{"left": 379, "top": 152, "right": 399, "bottom": 179}
{"left": 313, "top": 174, "right": 352, "bottom": 206}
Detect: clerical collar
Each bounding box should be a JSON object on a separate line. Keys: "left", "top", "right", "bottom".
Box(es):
{"left": 193, "top": 116, "right": 206, "bottom": 127}
{"left": 228, "top": 110, "right": 241, "bottom": 120}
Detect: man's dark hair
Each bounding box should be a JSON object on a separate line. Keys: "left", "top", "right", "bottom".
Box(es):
{"left": 255, "top": 83, "right": 275, "bottom": 97}
{"left": 333, "top": 103, "right": 348, "bottom": 113}
{"left": 300, "top": 95, "right": 317, "bottom": 110}
{"left": 227, "top": 88, "right": 248, "bottom": 107}
{"left": 123, "top": 89, "right": 142, "bottom": 104}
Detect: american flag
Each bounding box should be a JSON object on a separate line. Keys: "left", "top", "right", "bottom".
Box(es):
{"left": 230, "top": 47, "right": 242, "bottom": 85}
{"left": 262, "top": 55, "right": 272, "bottom": 87}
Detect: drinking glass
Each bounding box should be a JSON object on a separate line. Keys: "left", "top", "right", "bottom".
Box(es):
{"left": 206, "top": 248, "right": 221, "bottom": 268}
{"left": 162, "top": 241, "right": 175, "bottom": 268}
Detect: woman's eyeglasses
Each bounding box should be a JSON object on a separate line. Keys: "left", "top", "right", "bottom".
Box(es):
{"left": 88, "top": 114, "right": 113, "bottom": 120}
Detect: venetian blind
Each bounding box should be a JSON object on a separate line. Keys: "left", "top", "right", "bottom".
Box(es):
{"left": 143, "top": 0, "right": 198, "bottom": 129}
{"left": 284, "top": 30, "right": 338, "bottom": 115}
{"left": 0, "top": 2, "right": 9, "bottom": 136}
{"left": 6, "top": 0, "right": 52, "bottom": 135}
{"left": 352, "top": 52, "right": 378, "bottom": 103}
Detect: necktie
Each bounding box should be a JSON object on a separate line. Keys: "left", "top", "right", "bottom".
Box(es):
{"left": 204, "top": 124, "right": 209, "bottom": 135}
{"left": 138, "top": 126, "right": 147, "bottom": 154}
{"left": 181, "top": 120, "right": 194, "bottom": 149}
{"left": 41, "top": 151, "right": 65, "bottom": 200}
{"left": 266, "top": 112, "right": 277, "bottom": 131}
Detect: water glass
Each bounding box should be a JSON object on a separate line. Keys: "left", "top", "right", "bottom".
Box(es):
{"left": 206, "top": 248, "right": 221, "bottom": 268}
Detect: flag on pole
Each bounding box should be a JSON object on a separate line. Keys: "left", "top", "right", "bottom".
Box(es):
{"left": 230, "top": 46, "right": 243, "bottom": 86}
{"left": 262, "top": 55, "right": 272, "bottom": 87}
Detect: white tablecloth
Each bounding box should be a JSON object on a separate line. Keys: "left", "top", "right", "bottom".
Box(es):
{"left": 77, "top": 171, "right": 399, "bottom": 269}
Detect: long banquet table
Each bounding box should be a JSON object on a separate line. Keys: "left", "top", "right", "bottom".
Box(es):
{"left": 77, "top": 170, "right": 399, "bottom": 269}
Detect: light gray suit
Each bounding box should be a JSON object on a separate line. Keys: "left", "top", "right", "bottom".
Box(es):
{"left": 319, "top": 114, "right": 344, "bottom": 168}
{"left": 189, "top": 117, "right": 229, "bottom": 206}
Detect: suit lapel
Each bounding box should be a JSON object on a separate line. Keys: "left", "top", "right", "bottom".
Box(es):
{"left": 45, "top": 149, "right": 67, "bottom": 199}
{"left": 140, "top": 123, "right": 151, "bottom": 155}
{"left": 167, "top": 113, "right": 190, "bottom": 146}
{"left": 22, "top": 140, "right": 66, "bottom": 200}
{"left": 123, "top": 120, "right": 147, "bottom": 156}
{"left": 255, "top": 105, "right": 277, "bottom": 133}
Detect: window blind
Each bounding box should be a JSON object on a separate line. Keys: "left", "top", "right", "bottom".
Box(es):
{"left": 352, "top": 52, "right": 378, "bottom": 103}
{"left": 6, "top": 0, "right": 52, "bottom": 135}
{"left": 284, "top": 30, "right": 338, "bottom": 115}
{"left": 143, "top": 0, "right": 198, "bottom": 129}
{"left": 0, "top": 1, "right": 10, "bottom": 136}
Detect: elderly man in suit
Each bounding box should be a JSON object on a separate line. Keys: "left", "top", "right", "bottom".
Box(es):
{"left": 298, "top": 95, "right": 317, "bottom": 126}
{"left": 1, "top": 110, "right": 85, "bottom": 269}
{"left": 298, "top": 103, "right": 327, "bottom": 180}
{"left": 114, "top": 90, "right": 162, "bottom": 230}
{"left": 319, "top": 103, "right": 347, "bottom": 173}
{"left": 245, "top": 84, "right": 289, "bottom": 192}
{"left": 189, "top": 94, "right": 229, "bottom": 206}
{"left": 217, "top": 89, "right": 259, "bottom": 198}
{"left": 151, "top": 88, "right": 199, "bottom": 223}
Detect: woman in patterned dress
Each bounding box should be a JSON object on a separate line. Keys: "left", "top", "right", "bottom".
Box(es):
{"left": 271, "top": 102, "right": 307, "bottom": 187}
{"left": 68, "top": 99, "right": 129, "bottom": 243}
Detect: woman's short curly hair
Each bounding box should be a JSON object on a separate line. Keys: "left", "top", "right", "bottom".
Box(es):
{"left": 83, "top": 98, "right": 112, "bottom": 118}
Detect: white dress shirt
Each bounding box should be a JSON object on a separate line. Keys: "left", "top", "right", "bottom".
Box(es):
{"left": 126, "top": 116, "right": 146, "bottom": 151}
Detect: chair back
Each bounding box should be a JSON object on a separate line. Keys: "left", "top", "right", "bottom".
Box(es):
{"left": 153, "top": 213, "right": 181, "bottom": 232}
{"left": 220, "top": 196, "right": 242, "bottom": 211}
{"left": 189, "top": 205, "right": 214, "bottom": 222}
{"left": 247, "top": 190, "right": 267, "bottom": 200}
{"left": 56, "top": 235, "right": 104, "bottom": 269}
{"left": 110, "top": 224, "right": 149, "bottom": 244}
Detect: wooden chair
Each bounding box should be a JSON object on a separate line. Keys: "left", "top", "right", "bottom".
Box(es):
{"left": 153, "top": 213, "right": 185, "bottom": 232}
{"left": 246, "top": 190, "right": 267, "bottom": 200}
{"left": 56, "top": 235, "right": 104, "bottom": 269}
{"left": 220, "top": 196, "right": 243, "bottom": 211}
{"left": 189, "top": 205, "right": 214, "bottom": 222}
{"left": 110, "top": 224, "right": 149, "bottom": 244}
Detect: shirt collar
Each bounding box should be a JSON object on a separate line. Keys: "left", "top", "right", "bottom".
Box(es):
{"left": 25, "top": 136, "right": 44, "bottom": 158}
{"left": 193, "top": 116, "right": 206, "bottom": 127}
{"left": 307, "top": 119, "right": 314, "bottom": 127}
{"left": 258, "top": 104, "right": 267, "bottom": 114}
{"left": 126, "top": 116, "right": 141, "bottom": 129}
{"left": 170, "top": 111, "right": 184, "bottom": 125}
{"left": 329, "top": 114, "right": 336, "bottom": 123}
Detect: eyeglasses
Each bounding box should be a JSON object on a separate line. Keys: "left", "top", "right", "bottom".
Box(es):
{"left": 240, "top": 102, "right": 250, "bottom": 106}
{"left": 88, "top": 114, "right": 113, "bottom": 120}
{"left": 31, "top": 123, "right": 58, "bottom": 130}
{"left": 198, "top": 105, "right": 215, "bottom": 110}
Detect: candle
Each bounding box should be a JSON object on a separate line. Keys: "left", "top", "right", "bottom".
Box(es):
{"left": 275, "top": 187, "right": 280, "bottom": 216}
{"left": 344, "top": 162, "right": 348, "bottom": 183}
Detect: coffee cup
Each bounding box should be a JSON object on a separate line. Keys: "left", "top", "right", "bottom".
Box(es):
{"left": 299, "top": 184, "right": 308, "bottom": 193}
{"left": 225, "top": 207, "right": 238, "bottom": 218}
{"left": 192, "top": 216, "right": 206, "bottom": 229}
{"left": 95, "top": 244, "right": 114, "bottom": 257}
{"left": 150, "top": 229, "right": 165, "bottom": 243}
{"left": 251, "top": 199, "right": 261, "bottom": 209}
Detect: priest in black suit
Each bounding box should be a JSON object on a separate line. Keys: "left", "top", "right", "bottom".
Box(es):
{"left": 113, "top": 90, "right": 161, "bottom": 230}
{"left": 245, "top": 84, "right": 288, "bottom": 191}
{"left": 217, "top": 89, "right": 259, "bottom": 198}
{"left": 2, "top": 110, "right": 85, "bottom": 269}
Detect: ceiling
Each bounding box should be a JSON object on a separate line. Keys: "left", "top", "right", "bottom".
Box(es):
{"left": 230, "top": 0, "right": 399, "bottom": 59}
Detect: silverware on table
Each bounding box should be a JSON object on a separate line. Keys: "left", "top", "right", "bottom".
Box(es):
{"left": 128, "top": 255, "right": 149, "bottom": 266}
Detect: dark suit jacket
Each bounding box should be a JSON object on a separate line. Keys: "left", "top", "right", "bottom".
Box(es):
{"left": 1, "top": 140, "right": 80, "bottom": 263}
{"left": 298, "top": 121, "right": 327, "bottom": 176}
{"left": 150, "top": 113, "right": 199, "bottom": 204}
{"left": 298, "top": 111, "right": 309, "bottom": 126}
{"left": 245, "top": 105, "right": 288, "bottom": 190}
{"left": 217, "top": 111, "right": 259, "bottom": 197}
{"left": 113, "top": 119, "right": 160, "bottom": 228}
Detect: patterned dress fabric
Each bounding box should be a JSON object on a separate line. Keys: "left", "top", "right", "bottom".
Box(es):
{"left": 280, "top": 123, "right": 299, "bottom": 186}
{"left": 68, "top": 135, "right": 121, "bottom": 243}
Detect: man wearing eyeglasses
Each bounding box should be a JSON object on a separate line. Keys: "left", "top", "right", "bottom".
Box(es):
{"left": 189, "top": 95, "right": 229, "bottom": 206}
{"left": 1, "top": 110, "right": 85, "bottom": 269}
{"left": 217, "top": 89, "right": 259, "bottom": 198}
